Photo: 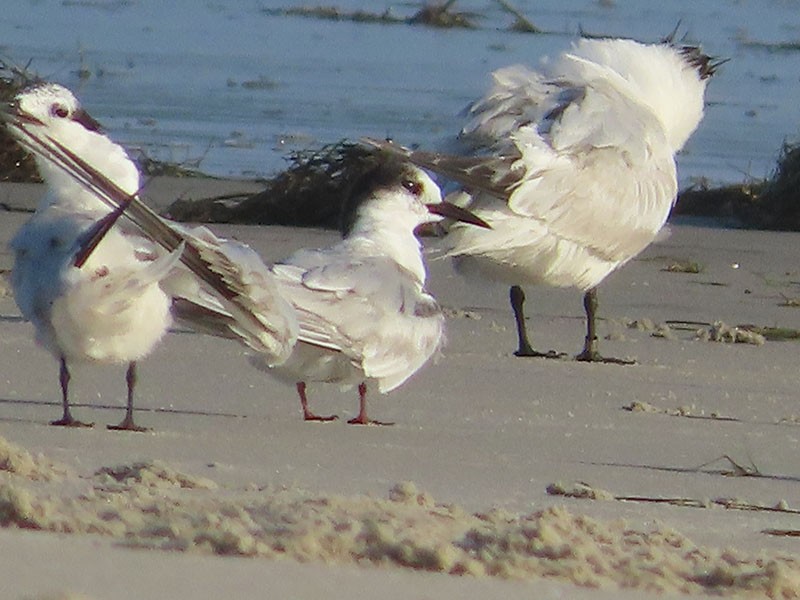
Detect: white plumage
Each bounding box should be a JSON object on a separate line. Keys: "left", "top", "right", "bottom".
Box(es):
{"left": 12, "top": 207, "right": 179, "bottom": 365}
{"left": 253, "top": 158, "right": 481, "bottom": 424}
{"left": 8, "top": 83, "right": 176, "bottom": 429}
{"left": 5, "top": 82, "right": 298, "bottom": 428}
{"left": 366, "top": 36, "right": 717, "bottom": 361}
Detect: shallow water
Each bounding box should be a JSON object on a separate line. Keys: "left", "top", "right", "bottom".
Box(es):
{"left": 1, "top": 0, "right": 799, "bottom": 186}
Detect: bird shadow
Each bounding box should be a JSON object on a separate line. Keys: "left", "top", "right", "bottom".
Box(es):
{"left": 0, "top": 396, "right": 244, "bottom": 424}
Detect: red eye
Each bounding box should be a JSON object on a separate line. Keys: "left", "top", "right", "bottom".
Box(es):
{"left": 402, "top": 179, "right": 423, "bottom": 197}
{"left": 50, "top": 103, "right": 69, "bottom": 118}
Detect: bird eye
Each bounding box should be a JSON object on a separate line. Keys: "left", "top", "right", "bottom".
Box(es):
{"left": 402, "top": 179, "right": 423, "bottom": 197}
{"left": 50, "top": 103, "right": 69, "bottom": 119}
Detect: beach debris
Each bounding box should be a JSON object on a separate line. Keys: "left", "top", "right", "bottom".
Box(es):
{"left": 545, "top": 481, "right": 616, "bottom": 501}
{"left": 258, "top": 1, "right": 547, "bottom": 32}
{"left": 441, "top": 307, "right": 482, "bottom": 320}
{"left": 239, "top": 75, "right": 278, "bottom": 90}
{"left": 623, "top": 318, "right": 676, "bottom": 340}
{"left": 409, "top": 0, "right": 477, "bottom": 29}
{"left": 261, "top": 2, "right": 480, "bottom": 29}
{"left": 738, "top": 324, "right": 800, "bottom": 341}
{"left": 622, "top": 318, "right": 800, "bottom": 345}
{"left": 493, "top": 0, "right": 541, "bottom": 33}
{"left": 662, "top": 259, "right": 703, "bottom": 274}
{"left": 166, "top": 141, "right": 383, "bottom": 229}
{"left": 676, "top": 140, "right": 800, "bottom": 231}
{"left": 622, "top": 401, "right": 739, "bottom": 421}
{"left": 764, "top": 528, "right": 800, "bottom": 538}
{"left": 735, "top": 31, "right": 800, "bottom": 53}
{"left": 0, "top": 59, "right": 39, "bottom": 183}
{"left": 695, "top": 321, "right": 766, "bottom": 345}
{"left": 778, "top": 414, "right": 800, "bottom": 426}
{"left": 261, "top": 5, "right": 403, "bottom": 25}
{"left": 694, "top": 454, "right": 762, "bottom": 478}
{"left": 778, "top": 293, "right": 800, "bottom": 307}
{"left": 548, "top": 479, "right": 800, "bottom": 515}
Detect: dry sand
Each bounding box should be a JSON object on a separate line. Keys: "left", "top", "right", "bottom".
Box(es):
{"left": 1, "top": 178, "right": 799, "bottom": 599}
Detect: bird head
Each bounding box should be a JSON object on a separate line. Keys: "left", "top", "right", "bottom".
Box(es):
{"left": 3, "top": 82, "right": 140, "bottom": 206}
{"left": 10, "top": 82, "right": 103, "bottom": 133}
{"left": 340, "top": 153, "right": 488, "bottom": 239}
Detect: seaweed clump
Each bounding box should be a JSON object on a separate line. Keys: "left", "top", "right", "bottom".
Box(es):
{"left": 675, "top": 141, "right": 800, "bottom": 231}
{"left": 0, "top": 62, "right": 41, "bottom": 183}
{"left": 262, "top": 1, "right": 480, "bottom": 29}
{"left": 165, "top": 142, "right": 389, "bottom": 230}
{"left": 408, "top": 1, "right": 477, "bottom": 29}
{"left": 261, "top": 6, "right": 405, "bottom": 25}
{"left": 745, "top": 142, "right": 800, "bottom": 230}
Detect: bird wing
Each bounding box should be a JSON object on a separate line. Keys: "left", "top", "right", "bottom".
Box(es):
{"left": 71, "top": 235, "right": 183, "bottom": 316}
{"left": 368, "top": 62, "right": 678, "bottom": 265}
{"left": 496, "top": 67, "right": 679, "bottom": 263}
{"left": 161, "top": 223, "right": 299, "bottom": 365}
{"left": 460, "top": 64, "right": 562, "bottom": 148}
{"left": 272, "top": 247, "right": 444, "bottom": 392}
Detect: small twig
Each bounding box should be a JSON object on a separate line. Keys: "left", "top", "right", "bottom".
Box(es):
{"left": 614, "top": 495, "right": 709, "bottom": 508}
{"left": 548, "top": 481, "right": 800, "bottom": 515}
{"left": 693, "top": 454, "right": 761, "bottom": 477}
{"left": 764, "top": 529, "right": 800, "bottom": 537}
{"left": 665, "top": 319, "right": 713, "bottom": 329}
{"left": 494, "top": 0, "right": 542, "bottom": 32}
{"left": 408, "top": 0, "right": 476, "bottom": 28}
{"left": 778, "top": 292, "right": 800, "bottom": 307}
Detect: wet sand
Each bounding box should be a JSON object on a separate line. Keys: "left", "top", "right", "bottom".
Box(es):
{"left": 1, "top": 178, "right": 799, "bottom": 599}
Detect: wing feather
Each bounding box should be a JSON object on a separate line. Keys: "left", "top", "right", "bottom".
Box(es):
{"left": 272, "top": 248, "right": 444, "bottom": 392}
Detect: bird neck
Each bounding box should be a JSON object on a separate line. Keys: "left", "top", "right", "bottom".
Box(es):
{"left": 346, "top": 221, "right": 427, "bottom": 284}
{"left": 36, "top": 163, "right": 112, "bottom": 213}
{"left": 33, "top": 123, "right": 141, "bottom": 212}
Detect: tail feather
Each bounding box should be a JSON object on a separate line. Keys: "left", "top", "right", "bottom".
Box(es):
{"left": 360, "top": 138, "right": 518, "bottom": 200}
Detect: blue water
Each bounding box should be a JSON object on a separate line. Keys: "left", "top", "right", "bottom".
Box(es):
{"left": 1, "top": 0, "right": 799, "bottom": 186}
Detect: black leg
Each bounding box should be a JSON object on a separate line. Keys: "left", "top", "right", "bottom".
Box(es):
{"left": 510, "top": 285, "right": 565, "bottom": 359}
{"left": 108, "top": 362, "right": 148, "bottom": 431}
{"left": 575, "top": 288, "right": 599, "bottom": 361}
{"left": 50, "top": 357, "right": 93, "bottom": 427}
{"left": 575, "top": 288, "right": 635, "bottom": 365}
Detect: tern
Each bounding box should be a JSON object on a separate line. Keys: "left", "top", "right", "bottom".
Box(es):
{"left": 366, "top": 36, "right": 719, "bottom": 362}
{"left": 4, "top": 82, "right": 298, "bottom": 429}
{"left": 256, "top": 153, "right": 490, "bottom": 424}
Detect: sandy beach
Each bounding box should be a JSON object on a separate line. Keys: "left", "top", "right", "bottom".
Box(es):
{"left": 1, "top": 177, "right": 799, "bottom": 599}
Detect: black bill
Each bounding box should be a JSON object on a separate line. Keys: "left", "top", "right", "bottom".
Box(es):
{"left": 426, "top": 201, "right": 491, "bottom": 229}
